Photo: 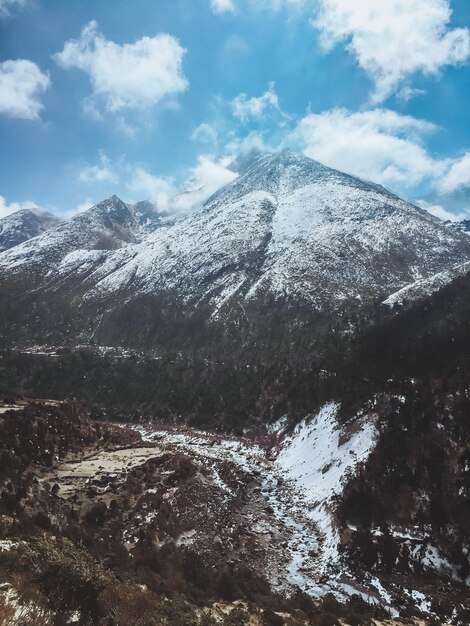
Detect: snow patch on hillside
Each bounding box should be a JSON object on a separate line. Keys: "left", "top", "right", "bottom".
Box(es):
{"left": 383, "top": 260, "right": 470, "bottom": 307}
{"left": 275, "top": 403, "right": 377, "bottom": 571}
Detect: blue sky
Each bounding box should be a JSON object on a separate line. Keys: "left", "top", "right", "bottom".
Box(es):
{"left": 0, "top": 0, "right": 469, "bottom": 220}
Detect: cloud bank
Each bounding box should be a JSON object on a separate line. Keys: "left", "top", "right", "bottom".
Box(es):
{"left": 313, "top": 0, "right": 470, "bottom": 102}
{"left": 54, "top": 21, "right": 188, "bottom": 115}
{"left": 0, "top": 59, "right": 50, "bottom": 119}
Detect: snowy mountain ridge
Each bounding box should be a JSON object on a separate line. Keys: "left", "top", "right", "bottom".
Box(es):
{"left": 383, "top": 260, "right": 470, "bottom": 307}
{"left": 1, "top": 149, "right": 470, "bottom": 345}
{"left": 0, "top": 208, "right": 63, "bottom": 253}
{"left": 454, "top": 219, "right": 470, "bottom": 234}
{"left": 0, "top": 195, "right": 173, "bottom": 277}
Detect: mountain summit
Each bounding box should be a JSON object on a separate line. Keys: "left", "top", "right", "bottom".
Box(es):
{"left": 1, "top": 149, "right": 470, "bottom": 346}
{"left": 0, "top": 208, "right": 63, "bottom": 253}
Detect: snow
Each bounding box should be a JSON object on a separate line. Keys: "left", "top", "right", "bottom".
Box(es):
{"left": 2, "top": 150, "right": 470, "bottom": 319}
{"left": 409, "top": 541, "right": 460, "bottom": 580}
{"left": 276, "top": 403, "right": 375, "bottom": 503}
{"left": 275, "top": 403, "right": 377, "bottom": 575}
{"left": 407, "top": 589, "right": 432, "bottom": 614}
{"left": 383, "top": 260, "right": 470, "bottom": 307}
{"left": 176, "top": 529, "right": 197, "bottom": 547}
{"left": 0, "top": 208, "right": 62, "bottom": 253}
{"left": 0, "top": 539, "right": 20, "bottom": 551}
{"left": 136, "top": 424, "right": 326, "bottom": 596}
{"left": 0, "top": 582, "right": 55, "bottom": 624}
{"left": 133, "top": 404, "right": 379, "bottom": 602}
{"left": 0, "top": 195, "right": 164, "bottom": 276}
{"left": 418, "top": 544, "right": 454, "bottom": 574}
{"left": 266, "top": 415, "right": 289, "bottom": 434}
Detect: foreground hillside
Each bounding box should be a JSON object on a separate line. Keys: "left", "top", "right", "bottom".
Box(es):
{"left": 0, "top": 399, "right": 459, "bottom": 625}
{"left": 0, "top": 399, "right": 408, "bottom": 626}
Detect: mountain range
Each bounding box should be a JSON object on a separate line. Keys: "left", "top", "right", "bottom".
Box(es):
{"left": 2, "top": 149, "right": 470, "bottom": 625}
{"left": 1, "top": 148, "right": 470, "bottom": 348}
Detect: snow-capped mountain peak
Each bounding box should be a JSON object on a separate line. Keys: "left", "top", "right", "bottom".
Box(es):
{"left": 0, "top": 208, "right": 63, "bottom": 252}
{"left": 1, "top": 149, "right": 470, "bottom": 345}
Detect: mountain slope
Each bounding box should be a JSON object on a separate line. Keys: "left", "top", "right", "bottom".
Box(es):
{"left": 1, "top": 149, "right": 470, "bottom": 347}
{"left": 0, "top": 196, "right": 169, "bottom": 279}
{"left": 56, "top": 150, "right": 470, "bottom": 310}
{"left": 0, "top": 208, "right": 63, "bottom": 252}
{"left": 383, "top": 260, "right": 470, "bottom": 307}
{"left": 456, "top": 219, "right": 470, "bottom": 234}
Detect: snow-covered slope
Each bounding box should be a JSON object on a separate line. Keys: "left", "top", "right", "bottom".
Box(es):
{"left": 383, "top": 260, "right": 470, "bottom": 307}
{"left": 0, "top": 208, "right": 63, "bottom": 252}
{"left": 455, "top": 219, "right": 470, "bottom": 234}
{"left": 1, "top": 150, "right": 470, "bottom": 342}
{"left": 0, "top": 196, "right": 169, "bottom": 278}
{"left": 68, "top": 152, "right": 470, "bottom": 307}
{"left": 445, "top": 219, "right": 470, "bottom": 237}
{"left": 275, "top": 403, "right": 377, "bottom": 574}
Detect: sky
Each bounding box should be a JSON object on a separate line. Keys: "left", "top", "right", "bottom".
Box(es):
{"left": 0, "top": 0, "right": 469, "bottom": 220}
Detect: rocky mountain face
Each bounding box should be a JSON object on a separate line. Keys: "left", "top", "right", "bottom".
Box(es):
{"left": 0, "top": 208, "right": 63, "bottom": 252}
{"left": 1, "top": 149, "right": 470, "bottom": 348}
{"left": 456, "top": 219, "right": 470, "bottom": 233}
{"left": 383, "top": 259, "right": 470, "bottom": 307}
{"left": 445, "top": 218, "right": 470, "bottom": 237}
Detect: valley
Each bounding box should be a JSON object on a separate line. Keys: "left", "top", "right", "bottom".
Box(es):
{"left": 1, "top": 395, "right": 466, "bottom": 624}
{"left": 1, "top": 150, "right": 470, "bottom": 625}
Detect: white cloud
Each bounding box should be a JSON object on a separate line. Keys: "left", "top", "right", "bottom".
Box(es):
{"left": 0, "top": 0, "right": 27, "bottom": 16}
{"left": 211, "top": 0, "right": 307, "bottom": 10}
{"left": 115, "top": 116, "right": 138, "bottom": 138}
{"left": 128, "top": 168, "right": 176, "bottom": 213}
{"left": 313, "top": 0, "right": 470, "bottom": 102}
{"left": 210, "top": 0, "right": 235, "bottom": 13}
{"left": 60, "top": 199, "right": 95, "bottom": 218}
{"left": 54, "top": 21, "right": 188, "bottom": 114}
{"left": 72, "top": 199, "right": 94, "bottom": 215}
{"left": 79, "top": 151, "right": 117, "bottom": 183}
{"left": 225, "top": 130, "right": 272, "bottom": 155}
{"left": 0, "top": 195, "right": 38, "bottom": 219}
{"left": 232, "top": 82, "right": 282, "bottom": 122}
{"left": 396, "top": 86, "right": 426, "bottom": 102}
{"left": 417, "top": 199, "right": 470, "bottom": 222}
{"left": 184, "top": 155, "right": 237, "bottom": 201}
{"left": 437, "top": 152, "right": 470, "bottom": 194}
{"left": 0, "top": 59, "right": 50, "bottom": 119}
{"left": 128, "top": 155, "right": 237, "bottom": 213}
{"left": 289, "top": 107, "right": 448, "bottom": 189}
{"left": 191, "top": 122, "right": 219, "bottom": 147}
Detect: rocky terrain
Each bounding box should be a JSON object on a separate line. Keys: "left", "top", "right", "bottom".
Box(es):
{"left": 0, "top": 398, "right": 459, "bottom": 625}
{"left": 449, "top": 219, "right": 470, "bottom": 235}
{"left": 382, "top": 260, "right": 470, "bottom": 307}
